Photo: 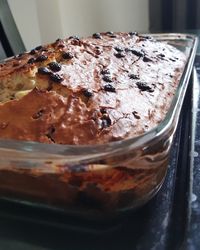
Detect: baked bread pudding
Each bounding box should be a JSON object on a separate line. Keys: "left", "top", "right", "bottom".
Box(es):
{"left": 0, "top": 32, "right": 187, "bottom": 215}
{"left": 0, "top": 32, "right": 186, "bottom": 145}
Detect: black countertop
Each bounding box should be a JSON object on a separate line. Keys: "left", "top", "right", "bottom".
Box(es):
{"left": 185, "top": 56, "right": 200, "bottom": 250}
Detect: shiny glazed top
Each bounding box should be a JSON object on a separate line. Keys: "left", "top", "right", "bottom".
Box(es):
{"left": 0, "top": 32, "right": 186, "bottom": 145}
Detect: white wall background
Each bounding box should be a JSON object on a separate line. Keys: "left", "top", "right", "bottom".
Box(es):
{"left": 8, "top": 0, "right": 149, "bottom": 51}
{"left": 8, "top": 0, "right": 41, "bottom": 49}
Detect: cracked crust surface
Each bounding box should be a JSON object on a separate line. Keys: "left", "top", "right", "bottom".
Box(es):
{"left": 0, "top": 32, "right": 186, "bottom": 145}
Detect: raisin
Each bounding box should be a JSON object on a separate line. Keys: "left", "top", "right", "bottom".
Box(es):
{"left": 82, "top": 89, "right": 93, "bottom": 98}
{"left": 35, "top": 45, "right": 43, "bottom": 50}
{"left": 104, "top": 84, "right": 116, "bottom": 92}
{"left": 100, "top": 108, "right": 107, "bottom": 114}
{"left": 17, "top": 53, "right": 24, "bottom": 58}
{"left": 48, "top": 62, "right": 61, "bottom": 72}
{"left": 114, "top": 47, "right": 124, "bottom": 52}
{"left": 136, "top": 82, "right": 154, "bottom": 92}
{"left": 50, "top": 73, "right": 63, "bottom": 83}
{"left": 62, "top": 52, "right": 73, "bottom": 60}
{"left": 93, "top": 33, "right": 102, "bottom": 39}
{"left": 114, "top": 52, "right": 125, "bottom": 58}
{"left": 106, "top": 31, "right": 116, "bottom": 38}
{"left": 129, "top": 31, "right": 138, "bottom": 36}
{"left": 101, "top": 116, "right": 112, "bottom": 128}
{"left": 35, "top": 55, "right": 48, "bottom": 62}
{"left": 101, "top": 69, "right": 110, "bottom": 75}
{"left": 27, "top": 58, "right": 35, "bottom": 64}
{"left": 158, "top": 53, "right": 165, "bottom": 58}
{"left": 131, "top": 49, "right": 144, "bottom": 57}
{"left": 38, "top": 67, "right": 51, "bottom": 75}
{"left": 129, "top": 74, "right": 139, "bottom": 80}
{"left": 30, "top": 49, "right": 36, "bottom": 55}
{"left": 55, "top": 38, "right": 62, "bottom": 43}
{"left": 132, "top": 111, "right": 140, "bottom": 119}
{"left": 69, "top": 35, "right": 79, "bottom": 40}
{"left": 102, "top": 75, "right": 112, "bottom": 82}
{"left": 69, "top": 36, "right": 81, "bottom": 45}
{"left": 143, "top": 56, "right": 152, "bottom": 62}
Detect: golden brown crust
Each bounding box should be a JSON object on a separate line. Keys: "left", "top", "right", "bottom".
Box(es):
{"left": 0, "top": 32, "right": 186, "bottom": 145}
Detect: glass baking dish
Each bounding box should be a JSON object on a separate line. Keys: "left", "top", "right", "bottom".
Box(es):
{"left": 0, "top": 33, "right": 198, "bottom": 220}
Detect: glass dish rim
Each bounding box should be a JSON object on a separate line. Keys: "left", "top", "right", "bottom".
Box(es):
{"left": 0, "top": 33, "right": 198, "bottom": 160}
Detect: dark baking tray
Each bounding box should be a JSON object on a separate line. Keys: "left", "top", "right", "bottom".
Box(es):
{"left": 0, "top": 64, "right": 198, "bottom": 250}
